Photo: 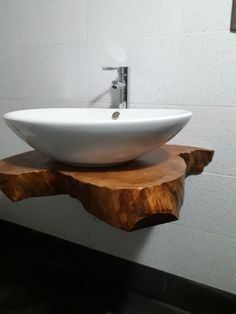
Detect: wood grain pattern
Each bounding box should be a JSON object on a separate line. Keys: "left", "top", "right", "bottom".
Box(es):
{"left": 0, "top": 145, "right": 214, "bottom": 231}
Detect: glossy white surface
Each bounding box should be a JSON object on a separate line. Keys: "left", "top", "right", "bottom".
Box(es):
{"left": 4, "top": 108, "right": 192, "bottom": 166}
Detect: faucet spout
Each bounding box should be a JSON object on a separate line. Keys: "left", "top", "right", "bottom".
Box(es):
{"left": 103, "top": 66, "right": 129, "bottom": 108}
{"left": 112, "top": 80, "right": 126, "bottom": 90}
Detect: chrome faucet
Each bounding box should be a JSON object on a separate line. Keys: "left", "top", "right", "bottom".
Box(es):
{"left": 103, "top": 66, "right": 129, "bottom": 109}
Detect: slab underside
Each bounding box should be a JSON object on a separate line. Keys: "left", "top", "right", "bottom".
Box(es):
{"left": 0, "top": 145, "right": 214, "bottom": 231}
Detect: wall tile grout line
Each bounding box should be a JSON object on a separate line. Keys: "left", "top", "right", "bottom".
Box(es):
{"left": 170, "top": 222, "right": 236, "bottom": 243}
{"left": 1, "top": 98, "right": 236, "bottom": 109}
{"left": 203, "top": 171, "right": 236, "bottom": 179}
{"left": 0, "top": 31, "right": 231, "bottom": 51}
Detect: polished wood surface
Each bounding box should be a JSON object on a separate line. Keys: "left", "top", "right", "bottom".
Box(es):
{"left": 0, "top": 145, "right": 214, "bottom": 231}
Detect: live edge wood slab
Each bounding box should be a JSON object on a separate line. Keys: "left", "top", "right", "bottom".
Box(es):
{"left": 0, "top": 145, "right": 214, "bottom": 231}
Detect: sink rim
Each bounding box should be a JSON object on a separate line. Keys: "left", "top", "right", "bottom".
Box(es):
{"left": 3, "top": 108, "right": 192, "bottom": 126}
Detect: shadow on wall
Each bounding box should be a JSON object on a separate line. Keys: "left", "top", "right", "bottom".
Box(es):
{"left": 0, "top": 192, "right": 156, "bottom": 264}
{"left": 88, "top": 85, "right": 121, "bottom": 108}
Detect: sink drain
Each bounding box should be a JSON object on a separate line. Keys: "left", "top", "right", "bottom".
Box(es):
{"left": 112, "top": 111, "right": 120, "bottom": 120}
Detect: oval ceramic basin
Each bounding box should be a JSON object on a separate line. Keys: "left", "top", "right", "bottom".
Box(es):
{"left": 3, "top": 108, "right": 192, "bottom": 166}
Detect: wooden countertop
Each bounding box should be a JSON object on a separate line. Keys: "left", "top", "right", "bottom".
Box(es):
{"left": 0, "top": 145, "right": 214, "bottom": 231}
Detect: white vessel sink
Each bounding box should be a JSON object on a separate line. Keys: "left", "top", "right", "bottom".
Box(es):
{"left": 3, "top": 108, "right": 192, "bottom": 166}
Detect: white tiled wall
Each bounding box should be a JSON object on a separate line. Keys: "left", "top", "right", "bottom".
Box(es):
{"left": 0, "top": 0, "right": 236, "bottom": 294}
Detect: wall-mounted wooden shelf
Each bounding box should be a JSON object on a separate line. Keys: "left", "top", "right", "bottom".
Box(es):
{"left": 0, "top": 145, "right": 214, "bottom": 231}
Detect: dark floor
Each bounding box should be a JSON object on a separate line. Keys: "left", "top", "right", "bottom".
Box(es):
{"left": 0, "top": 219, "right": 236, "bottom": 314}
{"left": 0, "top": 249, "right": 189, "bottom": 314}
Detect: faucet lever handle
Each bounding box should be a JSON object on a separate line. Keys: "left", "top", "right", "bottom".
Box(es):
{"left": 102, "top": 67, "right": 119, "bottom": 71}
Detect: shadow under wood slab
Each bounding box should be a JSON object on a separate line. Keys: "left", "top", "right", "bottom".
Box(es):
{"left": 0, "top": 145, "right": 214, "bottom": 231}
